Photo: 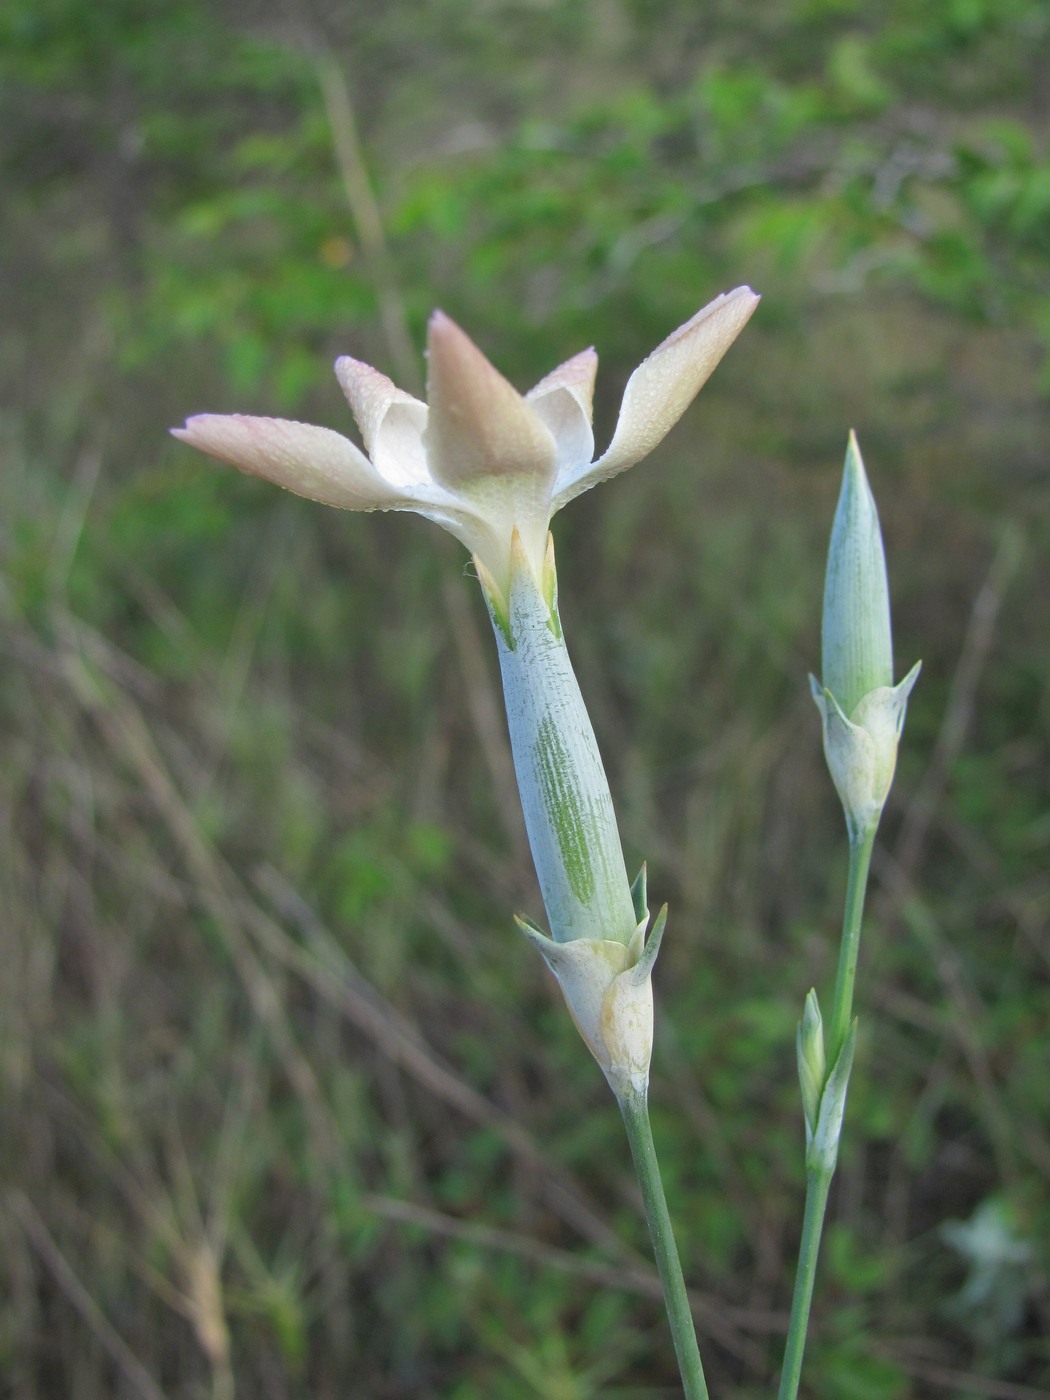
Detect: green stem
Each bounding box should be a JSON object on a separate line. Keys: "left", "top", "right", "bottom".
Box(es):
{"left": 619, "top": 1087, "right": 710, "bottom": 1400}
{"left": 777, "top": 828, "right": 876, "bottom": 1400}
{"left": 776, "top": 1168, "right": 832, "bottom": 1400}
{"left": 827, "top": 828, "right": 876, "bottom": 1067}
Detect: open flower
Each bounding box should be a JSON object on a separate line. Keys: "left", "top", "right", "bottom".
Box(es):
{"left": 172, "top": 290, "right": 760, "bottom": 1100}
{"left": 172, "top": 287, "right": 759, "bottom": 599}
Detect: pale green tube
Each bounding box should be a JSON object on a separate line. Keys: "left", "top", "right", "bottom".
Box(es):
{"left": 481, "top": 534, "right": 637, "bottom": 947}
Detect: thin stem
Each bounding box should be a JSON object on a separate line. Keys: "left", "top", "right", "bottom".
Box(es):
{"left": 619, "top": 1087, "right": 710, "bottom": 1400}
{"left": 776, "top": 1169, "right": 832, "bottom": 1400}
{"left": 777, "top": 828, "right": 876, "bottom": 1400}
{"left": 827, "top": 827, "right": 876, "bottom": 1066}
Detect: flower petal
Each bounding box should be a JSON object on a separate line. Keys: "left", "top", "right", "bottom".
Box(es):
{"left": 526, "top": 348, "right": 597, "bottom": 477}
{"left": 171, "top": 414, "right": 413, "bottom": 511}
{"left": 551, "top": 286, "right": 760, "bottom": 511}
{"left": 334, "top": 358, "right": 432, "bottom": 490}
{"left": 424, "top": 311, "right": 557, "bottom": 492}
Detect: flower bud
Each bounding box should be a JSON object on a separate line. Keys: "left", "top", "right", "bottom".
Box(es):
{"left": 822, "top": 432, "right": 893, "bottom": 717}
{"left": 796, "top": 989, "right": 827, "bottom": 1145}
{"left": 807, "top": 1019, "right": 857, "bottom": 1177}
{"left": 811, "top": 434, "right": 920, "bottom": 838}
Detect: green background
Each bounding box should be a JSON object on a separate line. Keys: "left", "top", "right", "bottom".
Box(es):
{"left": 2, "top": 0, "right": 1048, "bottom": 1395}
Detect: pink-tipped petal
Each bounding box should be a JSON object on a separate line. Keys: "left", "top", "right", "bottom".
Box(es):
{"left": 527, "top": 346, "right": 598, "bottom": 419}
{"left": 171, "top": 414, "right": 412, "bottom": 511}
{"left": 334, "top": 357, "right": 431, "bottom": 489}
{"left": 423, "top": 311, "right": 557, "bottom": 493}
{"left": 333, "top": 359, "right": 424, "bottom": 451}
{"left": 552, "top": 286, "right": 760, "bottom": 510}
{"left": 526, "top": 347, "right": 598, "bottom": 475}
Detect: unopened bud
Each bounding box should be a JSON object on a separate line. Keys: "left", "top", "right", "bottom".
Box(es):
{"left": 812, "top": 434, "right": 920, "bottom": 838}
{"left": 807, "top": 1019, "right": 857, "bottom": 1176}
{"left": 796, "top": 989, "right": 827, "bottom": 1145}
{"left": 822, "top": 432, "right": 893, "bottom": 716}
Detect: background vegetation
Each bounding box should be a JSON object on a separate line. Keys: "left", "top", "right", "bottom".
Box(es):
{"left": 2, "top": 0, "right": 1049, "bottom": 1395}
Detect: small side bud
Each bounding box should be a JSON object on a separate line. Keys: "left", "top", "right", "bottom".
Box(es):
{"left": 813, "top": 434, "right": 920, "bottom": 838}
{"left": 796, "top": 989, "right": 827, "bottom": 1146}
{"left": 807, "top": 1019, "right": 857, "bottom": 1176}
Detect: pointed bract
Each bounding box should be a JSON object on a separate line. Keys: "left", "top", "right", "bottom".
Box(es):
{"left": 811, "top": 663, "right": 921, "bottom": 838}
{"left": 517, "top": 905, "right": 665, "bottom": 1101}
{"left": 808, "top": 1020, "right": 857, "bottom": 1175}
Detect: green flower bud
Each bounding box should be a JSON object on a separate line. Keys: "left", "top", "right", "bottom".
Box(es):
{"left": 807, "top": 1019, "right": 857, "bottom": 1177}
{"left": 796, "top": 989, "right": 827, "bottom": 1145}
{"left": 811, "top": 434, "right": 920, "bottom": 838}
{"left": 822, "top": 432, "right": 893, "bottom": 717}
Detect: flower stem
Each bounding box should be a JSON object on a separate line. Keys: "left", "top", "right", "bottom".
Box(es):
{"left": 828, "top": 828, "right": 876, "bottom": 1067}
{"left": 777, "top": 828, "right": 876, "bottom": 1400}
{"left": 619, "top": 1086, "right": 710, "bottom": 1400}
{"left": 776, "top": 1167, "right": 832, "bottom": 1400}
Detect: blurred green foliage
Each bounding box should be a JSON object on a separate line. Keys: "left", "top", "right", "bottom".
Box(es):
{"left": 2, "top": 0, "right": 1049, "bottom": 1395}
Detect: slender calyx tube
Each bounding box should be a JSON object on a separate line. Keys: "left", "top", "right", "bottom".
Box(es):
{"left": 477, "top": 533, "right": 664, "bottom": 1100}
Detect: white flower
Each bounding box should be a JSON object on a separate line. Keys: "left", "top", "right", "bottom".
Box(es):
{"left": 172, "top": 288, "right": 759, "bottom": 598}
